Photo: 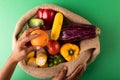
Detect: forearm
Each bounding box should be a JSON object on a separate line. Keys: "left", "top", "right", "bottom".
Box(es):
{"left": 0, "top": 55, "right": 18, "bottom": 80}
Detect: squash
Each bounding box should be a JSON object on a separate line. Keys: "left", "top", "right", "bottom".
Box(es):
{"left": 51, "top": 12, "right": 63, "bottom": 40}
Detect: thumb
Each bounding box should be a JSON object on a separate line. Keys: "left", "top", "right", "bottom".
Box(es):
{"left": 53, "top": 66, "right": 67, "bottom": 80}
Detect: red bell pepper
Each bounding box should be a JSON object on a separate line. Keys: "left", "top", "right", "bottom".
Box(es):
{"left": 37, "top": 9, "right": 55, "bottom": 30}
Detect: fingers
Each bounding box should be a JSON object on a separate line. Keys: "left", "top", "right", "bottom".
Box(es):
{"left": 21, "top": 32, "right": 40, "bottom": 44}
{"left": 75, "top": 66, "right": 84, "bottom": 80}
{"left": 66, "top": 64, "right": 83, "bottom": 80}
{"left": 26, "top": 46, "right": 41, "bottom": 54}
{"left": 53, "top": 66, "right": 67, "bottom": 80}
{"left": 25, "top": 27, "right": 39, "bottom": 36}
{"left": 18, "top": 33, "right": 40, "bottom": 47}
{"left": 57, "top": 66, "right": 67, "bottom": 80}
{"left": 19, "top": 27, "right": 39, "bottom": 40}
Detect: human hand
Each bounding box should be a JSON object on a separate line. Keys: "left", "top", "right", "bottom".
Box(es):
{"left": 53, "top": 64, "right": 84, "bottom": 80}
{"left": 11, "top": 28, "right": 41, "bottom": 62}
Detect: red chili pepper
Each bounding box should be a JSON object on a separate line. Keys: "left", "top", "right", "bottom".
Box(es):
{"left": 37, "top": 9, "right": 55, "bottom": 30}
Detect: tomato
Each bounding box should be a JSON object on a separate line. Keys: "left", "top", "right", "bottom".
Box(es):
{"left": 47, "top": 40, "right": 60, "bottom": 55}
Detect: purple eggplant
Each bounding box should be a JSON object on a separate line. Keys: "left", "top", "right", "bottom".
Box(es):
{"left": 58, "top": 23, "right": 100, "bottom": 42}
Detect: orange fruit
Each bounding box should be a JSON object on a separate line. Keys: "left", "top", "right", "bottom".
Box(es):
{"left": 30, "top": 29, "right": 49, "bottom": 47}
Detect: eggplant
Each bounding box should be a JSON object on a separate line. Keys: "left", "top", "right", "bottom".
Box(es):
{"left": 58, "top": 23, "right": 100, "bottom": 42}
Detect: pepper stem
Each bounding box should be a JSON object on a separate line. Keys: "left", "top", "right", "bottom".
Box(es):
{"left": 69, "top": 49, "right": 75, "bottom": 55}
{"left": 96, "top": 27, "right": 101, "bottom": 35}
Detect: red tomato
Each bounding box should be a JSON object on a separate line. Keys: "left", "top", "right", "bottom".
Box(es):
{"left": 47, "top": 40, "right": 60, "bottom": 55}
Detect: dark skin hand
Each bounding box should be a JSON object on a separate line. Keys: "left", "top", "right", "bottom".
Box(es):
{"left": 53, "top": 64, "right": 85, "bottom": 80}
{"left": 0, "top": 28, "right": 85, "bottom": 80}
{"left": 0, "top": 28, "right": 41, "bottom": 80}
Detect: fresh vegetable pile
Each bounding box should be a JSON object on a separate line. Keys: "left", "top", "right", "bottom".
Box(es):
{"left": 17, "top": 9, "right": 100, "bottom": 68}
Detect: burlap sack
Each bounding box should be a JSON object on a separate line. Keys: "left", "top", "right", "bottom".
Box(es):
{"left": 12, "top": 4, "right": 100, "bottom": 79}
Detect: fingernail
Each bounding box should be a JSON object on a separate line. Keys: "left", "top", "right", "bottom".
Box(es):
{"left": 64, "top": 66, "right": 67, "bottom": 70}
{"left": 35, "top": 33, "right": 40, "bottom": 35}
{"left": 36, "top": 46, "right": 41, "bottom": 50}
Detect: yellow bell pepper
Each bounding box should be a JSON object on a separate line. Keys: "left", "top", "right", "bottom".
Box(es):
{"left": 60, "top": 43, "right": 80, "bottom": 61}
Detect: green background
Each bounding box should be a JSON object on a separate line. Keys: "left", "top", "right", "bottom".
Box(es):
{"left": 0, "top": 0, "right": 120, "bottom": 80}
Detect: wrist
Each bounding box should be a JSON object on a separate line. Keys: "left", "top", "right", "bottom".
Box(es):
{"left": 9, "top": 54, "right": 19, "bottom": 64}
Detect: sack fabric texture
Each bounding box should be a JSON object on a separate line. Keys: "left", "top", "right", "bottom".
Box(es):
{"left": 12, "top": 4, "right": 100, "bottom": 79}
